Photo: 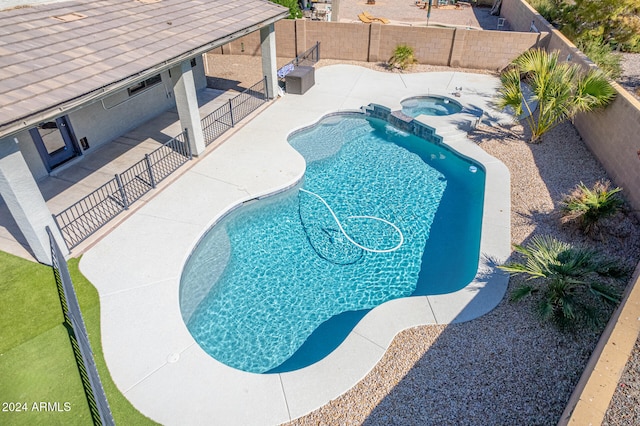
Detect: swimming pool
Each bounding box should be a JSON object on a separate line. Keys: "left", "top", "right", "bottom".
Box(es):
{"left": 402, "top": 95, "right": 463, "bottom": 117}
{"left": 180, "top": 112, "right": 485, "bottom": 373}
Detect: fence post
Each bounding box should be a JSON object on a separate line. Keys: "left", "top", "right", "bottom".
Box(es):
{"left": 144, "top": 154, "right": 156, "bottom": 188}
{"left": 184, "top": 128, "right": 192, "bottom": 159}
{"left": 114, "top": 174, "right": 129, "bottom": 210}
{"left": 51, "top": 213, "right": 70, "bottom": 253}
{"left": 263, "top": 75, "right": 269, "bottom": 100}
{"left": 228, "top": 99, "right": 235, "bottom": 127}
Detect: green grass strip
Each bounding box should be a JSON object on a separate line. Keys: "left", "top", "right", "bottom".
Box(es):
{"left": 0, "top": 251, "right": 157, "bottom": 425}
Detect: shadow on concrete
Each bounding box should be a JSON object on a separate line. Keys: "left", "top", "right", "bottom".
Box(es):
{"left": 207, "top": 76, "right": 250, "bottom": 93}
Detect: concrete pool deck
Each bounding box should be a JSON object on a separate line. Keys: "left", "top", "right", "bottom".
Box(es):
{"left": 80, "top": 65, "right": 512, "bottom": 425}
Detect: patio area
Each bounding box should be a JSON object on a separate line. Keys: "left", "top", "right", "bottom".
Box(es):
{"left": 0, "top": 87, "right": 248, "bottom": 260}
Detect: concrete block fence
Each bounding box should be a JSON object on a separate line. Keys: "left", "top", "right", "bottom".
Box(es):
{"left": 213, "top": 19, "right": 543, "bottom": 72}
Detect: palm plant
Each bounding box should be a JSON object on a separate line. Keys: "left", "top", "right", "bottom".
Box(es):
{"left": 499, "top": 235, "right": 625, "bottom": 329}
{"left": 388, "top": 44, "right": 417, "bottom": 71}
{"left": 498, "top": 49, "right": 616, "bottom": 143}
{"left": 560, "top": 181, "right": 624, "bottom": 235}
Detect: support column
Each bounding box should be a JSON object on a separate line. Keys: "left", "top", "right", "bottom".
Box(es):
{"left": 0, "top": 137, "right": 67, "bottom": 264}
{"left": 260, "top": 23, "right": 279, "bottom": 100}
{"left": 171, "top": 60, "right": 206, "bottom": 156}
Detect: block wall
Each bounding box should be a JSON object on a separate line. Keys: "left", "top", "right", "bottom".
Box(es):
{"left": 304, "top": 21, "right": 370, "bottom": 61}
{"left": 275, "top": 20, "right": 297, "bottom": 58}
{"left": 215, "top": 20, "right": 541, "bottom": 70}
{"left": 378, "top": 26, "right": 453, "bottom": 66}
{"left": 454, "top": 29, "right": 541, "bottom": 70}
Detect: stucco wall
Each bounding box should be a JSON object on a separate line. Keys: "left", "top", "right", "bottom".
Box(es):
{"left": 67, "top": 58, "right": 206, "bottom": 154}
{"left": 192, "top": 55, "right": 207, "bottom": 90}
{"left": 69, "top": 71, "right": 175, "bottom": 152}
{"left": 215, "top": 20, "right": 544, "bottom": 71}
{"left": 8, "top": 57, "right": 206, "bottom": 180}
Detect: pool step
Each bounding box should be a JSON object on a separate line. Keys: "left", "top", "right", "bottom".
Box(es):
{"left": 433, "top": 125, "right": 469, "bottom": 143}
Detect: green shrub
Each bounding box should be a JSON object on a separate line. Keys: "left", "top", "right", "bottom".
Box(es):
{"left": 500, "top": 235, "right": 625, "bottom": 329}
{"left": 269, "top": 0, "right": 302, "bottom": 19}
{"left": 388, "top": 45, "right": 417, "bottom": 71}
{"left": 577, "top": 38, "right": 623, "bottom": 79}
{"left": 560, "top": 181, "right": 624, "bottom": 236}
{"left": 527, "top": 0, "right": 566, "bottom": 26}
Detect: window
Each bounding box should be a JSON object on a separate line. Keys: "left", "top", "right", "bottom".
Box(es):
{"left": 127, "top": 74, "right": 162, "bottom": 96}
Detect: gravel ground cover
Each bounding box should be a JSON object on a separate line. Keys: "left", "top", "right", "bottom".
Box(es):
{"left": 604, "top": 49, "right": 640, "bottom": 422}
{"left": 206, "top": 55, "right": 640, "bottom": 424}
{"left": 599, "top": 51, "right": 640, "bottom": 425}
{"left": 620, "top": 53, "right": 640, "bottom": 101}
{"left": 604, "top": 334, "right": 640, "bottom": 425}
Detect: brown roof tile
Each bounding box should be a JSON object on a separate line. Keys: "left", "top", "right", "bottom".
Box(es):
{"left": 0, "top": 0, "right": 288, "bottom": 136}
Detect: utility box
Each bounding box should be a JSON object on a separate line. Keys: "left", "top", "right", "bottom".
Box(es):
{"left": 285, "top": 66, "right": 315, "bottom": 95}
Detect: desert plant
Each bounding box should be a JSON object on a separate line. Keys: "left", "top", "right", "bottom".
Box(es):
{"left": 577, "top": 37, "right": 623, "bottom": 79}
{"left": 562, "top": 0, "right": 640, "bottom": 53}
{"left": 526, "top": 0, "right": 568, "bottom": 26}
{"left": 560, "top": 181, "right": 624, "bottom": 235}
{"left": 388, "top": 44, "right": 417, "bottom": 71}
{"left": 500, "top": 235, "right": 625, "bottom": 329}
{"left": 498, "top": 49, "right": 616, "bottom": 143}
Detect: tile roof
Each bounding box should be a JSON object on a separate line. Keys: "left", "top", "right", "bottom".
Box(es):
{"left": 0, "top": 0, "right": 288, "bottom": 138}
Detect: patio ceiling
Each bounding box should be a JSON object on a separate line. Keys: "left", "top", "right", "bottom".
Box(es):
{"left": 0, "top": 0, "right": 288, "bottom": 139}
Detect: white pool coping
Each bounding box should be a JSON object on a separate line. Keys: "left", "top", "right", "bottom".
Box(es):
{"left": 80, "top": 65, "right": 512, "bottom": 425}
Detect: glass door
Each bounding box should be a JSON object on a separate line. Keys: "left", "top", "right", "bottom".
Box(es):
{"left": 30, "top": 116, "right": 81, "bottom": 171}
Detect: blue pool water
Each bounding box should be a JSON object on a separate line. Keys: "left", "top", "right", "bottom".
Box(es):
{"left": 402, "top": 95, "right": 463, "bottom": 117}
{"left": 180, "top": 113, "right": 485, "bottom": 373}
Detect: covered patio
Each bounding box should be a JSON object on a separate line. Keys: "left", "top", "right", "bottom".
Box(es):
{"left": 0, "top": 0, "right": 288, "bottom": 264}
{"left": 0, "top": 86, "right": 260, "bottom": 260}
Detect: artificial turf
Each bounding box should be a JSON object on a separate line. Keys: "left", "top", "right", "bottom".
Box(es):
{"left": 0, "top": 251, "right": 157, "bottom": 425}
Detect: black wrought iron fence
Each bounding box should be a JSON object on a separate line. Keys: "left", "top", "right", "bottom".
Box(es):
{"left": 277, "top": 41, "right": 321, "bottom": 82}
{"left": 201, "top": 100, "right": 234, "bottom": 145}
{"left": 230, "top": 79, "right": 268, "bottom": 123}
{"left": 202, "top": 77, "right": 268, "bottom": 146}
{"left": 47, "top": 226, "right": 115, "bottom": 426}
{"left": 295, "top": 41, "right": 320, "bottom": 67}
{"left": 54, "top": 130, "right": 190, "bottom": 249}
{"left": 55, "top": 76, "right": 269, "bottom": 249}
